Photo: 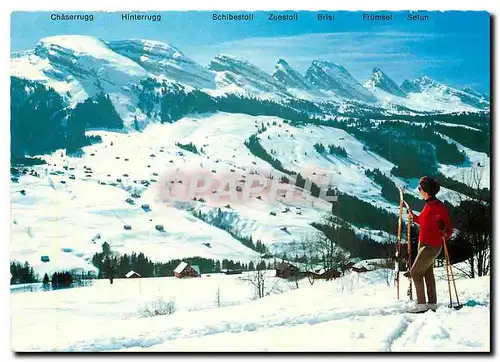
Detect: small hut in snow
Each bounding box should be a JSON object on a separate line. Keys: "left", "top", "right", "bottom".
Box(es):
{"left": 275, "top": 262, "right": 300, "bottom": 278}
{"left": 174, "top": 262, "right": 201, "bottom": 278}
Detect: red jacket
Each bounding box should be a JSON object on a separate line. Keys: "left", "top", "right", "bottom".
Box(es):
{"left": 412, "top": 197, "right": 453, "bottom": 247}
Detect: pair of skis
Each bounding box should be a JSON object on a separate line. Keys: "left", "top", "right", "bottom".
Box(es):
{"left": 395, "top": 186, "right": 413, "bottom": 301}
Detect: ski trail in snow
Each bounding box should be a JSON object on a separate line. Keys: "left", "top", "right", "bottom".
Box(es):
{"left": 391, "top": 311, "right": 455, "bottom": 352}
{"left": 48, "top": 304, "right": 410, "bottom": 352}
{"left": 380, "top": 315, "right": 413, "bottom": 352}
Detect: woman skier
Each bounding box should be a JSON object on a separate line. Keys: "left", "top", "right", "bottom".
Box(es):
{"left": 405, "top": 176, "right": 453, "bottom": 313}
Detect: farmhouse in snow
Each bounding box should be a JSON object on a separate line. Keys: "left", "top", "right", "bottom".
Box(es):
{"left": 308, "top": 268, "right": 341, "bottom": 281}
{"left": 275, "top": 262, "right": 301, "bottom": 278}
{"left": 352, "top": 266, "right": 369, "bottom": 273}
{"left": 174, "top": 262, "right": 201, "bottom": 278}
{"left": 221, "top": 269, "right": 243, "bottom": 275}
{"left": 125, "top": 270, "right": 141, "bottom": 279}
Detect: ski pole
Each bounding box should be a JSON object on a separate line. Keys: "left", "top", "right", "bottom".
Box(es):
{"left": 407, "top": 209, "right": 413, "bottom": 300}
{"left": 395, "top": 188, "right": 404, "bottom": 300}
{"left": 442, "top": 236, "right": 463, "bottom": 310}
{"left": 443, "top": 237, "right": 453, "bottom": 307}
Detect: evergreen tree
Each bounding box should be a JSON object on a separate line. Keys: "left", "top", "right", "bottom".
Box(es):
{"left": 102, "top": 242, "right": 111, "bottom": 256}
{"left": 314, "top": 143, "right": 326, "bottom": 153}
{"left": 68, "top": 93, "right": 124, "bottom": 130}
{"left": 103, "top": 255, "right": 117, "bottom": 284}
{"left": 11, "top": 77, "right": 67, "bottom": 163}
{"left": 133, "top": 116, "right": 140, "bottom": 131}
{"left": 42, "top": 273, "right": 50, "bottom": 290}
{"left": 328, "top": 145, "right": 348, "bottom": 157}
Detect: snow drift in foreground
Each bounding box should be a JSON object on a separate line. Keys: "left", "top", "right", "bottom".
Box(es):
{"left": 10, "top": 265, "right": 490, "bottom": 352}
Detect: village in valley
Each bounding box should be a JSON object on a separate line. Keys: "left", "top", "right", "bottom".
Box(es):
{"left": 113, "top": 257, "right": 372, "bottom": 281}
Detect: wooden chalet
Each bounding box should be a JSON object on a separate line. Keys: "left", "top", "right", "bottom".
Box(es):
{"left": 174, "top": 262, "right": 201, "bottom": 278}
{"left": 275, "top": 262, "right": 300, "bottom": 278}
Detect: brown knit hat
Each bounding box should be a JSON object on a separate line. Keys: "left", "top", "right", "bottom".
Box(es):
{"left": 419, "top": 176, "right": 440, "bottom": 197}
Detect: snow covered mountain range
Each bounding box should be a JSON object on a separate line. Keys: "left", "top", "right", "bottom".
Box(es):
{"left": 11, "top": 35, "right": 490, "bottom": 125}
{"left": 10, "top": 35, "right": 491, "bottom": 276}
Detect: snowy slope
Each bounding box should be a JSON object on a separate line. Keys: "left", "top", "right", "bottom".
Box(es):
{"left": 365, "top": 72, "right": 490, "bottom": 113}
{"left": 156, "top": 114, "right": 333, "bottom": 253}
{"left": 107, "top": 39, "right": 216, "bottom": 89}
{"left": 436, "top": 133, "right": 490, "bottom": 190}
{"left": 10, "top": 35, "right": 491, "bottom": 278}
{"left": 10, "top": 268, "right": 490, "bottom": 352}
{"left": 366, "top": 73, "right": 489, "bottom": 113}
{"left": 10, "top": 50, "right": 89, "bottom": 106}
{"left": 11, "top": 110, "right": 490, "bottom": 275}
{"left": 11, "top": 35, "right": 150, "bottom": 125}
{"left": 11, "top": 113, "right": 348, "bottom": 276}
{"left": 208, "top": 54, "right": 290, "bottom": 99}
{"left": 256, "top": 122, "right": 401, "bottom": 215}
{"left": 401, "top": 76, "right": 490, "bottom": 112}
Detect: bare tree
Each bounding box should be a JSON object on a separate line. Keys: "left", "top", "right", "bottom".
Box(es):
{"left": 138, "top": 297, "right": 176, "bottom": 318}
{"left": 293, "top": 231, "right": 350, "bottom": 284}
{"left": 215, "top": 285, "right": 222, "bottom": 308}
{"left": 285, "top": 274, "right": 302, "bottom": 289}
{"left": 100, "top": 242, "right": 118, "bottom": 284}
{"left": 371, "top": 259, "right": 394, "bottom": 287}
{"left": 241, "top": 260, "right": 267, "bottom": 299}
{"left": 449, "top": 166, "right": 491, "bottom": 278}
{"left": 312, "top": 231, "right": 350, "bottom": 273}
{"left": 291, "top": 238, "right": 319, "bottom": 285}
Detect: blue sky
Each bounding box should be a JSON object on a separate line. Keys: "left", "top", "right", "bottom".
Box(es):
{"left": 11, "top": 11, "right": 490, "bottom": 93}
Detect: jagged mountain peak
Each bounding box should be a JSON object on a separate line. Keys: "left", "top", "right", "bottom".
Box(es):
{"left": 34, "top": 35, "right": 128, "bottom": 63}
{"left": 209, "top": 53, "right": 263, "bottom": 74}
{"left": 107, "top": 39, "right": 215, "bottom": 89}
{"left": 209, "top": 54, "right": 288, "bottom": 97}
{"left": 366, "top": 67, "right": 406, "bottom": 97}
{"left": 305, "top": 60, "right": 376, "bottom": 103}
{"left": 33, "top": 35, "right": 146, "bottom": 74}
{"left": 11, "top": 35, "right": 490, "bottom": 114}
{"left": 275, "top": 58, "right": 294, "bottom": 71}
{"left": 272, "top": 59, "right": 314, "bottom": 91}
{"left": 462, "top": 86, "right": 490, "bottom": 101}
{"left": 310, "top": 60, "right": 350, "bottom": 75}
{"left": 276, "top": 58, "right": 289, "bottom": 66}
{"left": 108, "top": 39, "right": 185, "bottom": 58}
{"left": 412, "top": 75, "right": 440, "bottom": 88}
{"left": 400, "top": 79, "right": 421, "bottom": 93}
{"left": 211, "top": 53, "right": 253, "bottom": 67}
{"left": 398, "top": 75, "right": 490, "bottom": 111}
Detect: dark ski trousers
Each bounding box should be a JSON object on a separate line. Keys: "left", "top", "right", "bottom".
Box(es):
{"left": 410, "top": 243, "right": 442, "bottom": 305}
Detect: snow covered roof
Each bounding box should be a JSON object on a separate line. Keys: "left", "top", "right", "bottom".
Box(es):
{"left": 174, "top": 262, "right": 201, "bottom": 275}
{"left": 313, "top": 268, "right": 326, "bottom": 275}
{"left": 191, "top": 265, "right": 201, "bottom": 275}
{"left": 352, "top": 259, "right": 389, "bottom": 271}
{"left": 174, "top": 262, "right": 188, "bottom": 274}
{"left": 125, "top": 270, "right": 140, "bottom": 278}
